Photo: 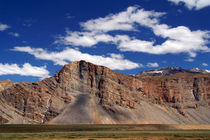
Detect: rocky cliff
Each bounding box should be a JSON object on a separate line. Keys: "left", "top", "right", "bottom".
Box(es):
{"left": 0, "top": 60, "right": 210, "bottom": 124}
{"left": 0, "top": 80, "right": 14, "bottom": 92}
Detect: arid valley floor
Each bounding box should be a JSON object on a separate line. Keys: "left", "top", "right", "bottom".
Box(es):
{"left": 0, "top": 124, "right": 210, "bottom": 140}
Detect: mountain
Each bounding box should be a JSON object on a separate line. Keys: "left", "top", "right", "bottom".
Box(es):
{"left": 137, "top": 67, "right": 210, "bottom": 76}
{"left": 0, "top": 60, "right": 210, "bottom": 124}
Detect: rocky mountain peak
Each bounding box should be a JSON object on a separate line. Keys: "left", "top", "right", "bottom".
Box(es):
{"left": 54, "top": 60, "right": 109, "bottom": 83}
{"left": 190, "top": 67, "right": 210, "bottom": 73}
{"left": 137, "top": 66, "right": 210, "bottom": 77}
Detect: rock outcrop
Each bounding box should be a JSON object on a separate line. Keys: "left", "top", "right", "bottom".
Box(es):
{"left": 0, "top": 60, "right": 210, "bottom": 124}
{"left": 0, "top": 80, "right": 14, "bottom": 92}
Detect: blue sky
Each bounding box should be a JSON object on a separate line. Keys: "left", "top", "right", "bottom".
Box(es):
{"left": 0, "top": 0, "right": 210, "bottom": 82}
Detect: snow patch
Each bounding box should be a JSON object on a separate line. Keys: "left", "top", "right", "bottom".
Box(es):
{"left": 147, "top": 70, "right": 163, "bottom": 74}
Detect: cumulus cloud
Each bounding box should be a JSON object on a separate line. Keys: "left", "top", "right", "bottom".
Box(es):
{"left": 12, "top": 46, "right": 141, "bottom": 70}
{"left": 146, "top": 62, "right": 159, "bottom": 67}
{"left": 0, "top": 24, "right": 10, "bottom": 31}
{"left": 56, "top": 7, "right": 164, "bottom": 47}
{"left": 80, "top": 6, "right": 164, "bottom": 32}
{"left": 0, "top": 63, "right": 50, "bottom": 79}
{"left": 202, "top": 63, "right": 208, "bottom": 66}
{"left": 119, "top": 25, "right": 210, "bottom": 57}
{"left": 9, "top": 32, "right": 20, "bottom": 37}
{"left": 56, "top": 31, "right": 114, "bottom": 47}
{"left": 168, "top": 0, "right": 210, "bottom": 10}
{"left": 56, "top": 6, "right": 210, "bottom": 58}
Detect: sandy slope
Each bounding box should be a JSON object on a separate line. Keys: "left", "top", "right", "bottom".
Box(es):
{"left": 50, "top": 92, "right": 210, "bottom": 124}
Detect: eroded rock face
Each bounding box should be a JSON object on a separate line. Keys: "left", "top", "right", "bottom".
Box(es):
{"left": 136, "top": 74, "right": 210, "bottom": 106}
{"left": 1, "top": 80, "right": 68, "bottom": 123}
{"left": 54, "top": 61, "right": 142, "bottom": 109}
{"left": 0, "top": 60, "right": 210, "bottom": 124}
{"left": 0, "top": 80, "right": 15, "bottom": 92}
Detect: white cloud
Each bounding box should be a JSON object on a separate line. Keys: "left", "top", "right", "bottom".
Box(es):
{"left": 56, "top": 6, "right": 210, "bottom": 58}
{"left": 119, "top": 26, "right": 210, "bottom": 57}
{"left": 12, "top": 46, "right": 141, "bottom": 70}
{"left": 185, "top": 58, "right": 194, "bottom": 62}
{"left": 168, "top": 0, "right": 210, "bottom": 10}
{"left": 9, "top": 32, "right": 20, "bottom": 37}
{"left": 56, "top": 31, "right": 114, "bottom": 47}
{"left": 56, "top": 6, "right": 164, "bottom": 46}
{"left": 109, "top": 53, "right": 124, "bottom": 59}
{"left": 81, "top": 6, "right": 165, "bottom": 32}
{"left": 0, "top": 63, "right": 49, "bottom": 79}
{"left": 80, "top": 6, "right": 136, "bottom": 32}
{"left": 0, "top": 24, "right": 10, "bottom": 31}
{"left": 202, "top": 63, "right": 208, "bottom": 66}
{"left": 146, "top": 62, "right": 159, "bottom": 67}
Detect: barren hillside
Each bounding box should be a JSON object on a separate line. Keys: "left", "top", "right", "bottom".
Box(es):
{"left": 0, "top": 60, "right": 210, "bottom": 124}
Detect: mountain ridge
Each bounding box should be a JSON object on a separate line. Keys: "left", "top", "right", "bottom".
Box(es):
{"left": 137, "top": 66, "right": 210, "bottom": 77}
{"left": 0, "top": 60, "right": 210, "bottom": 124}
